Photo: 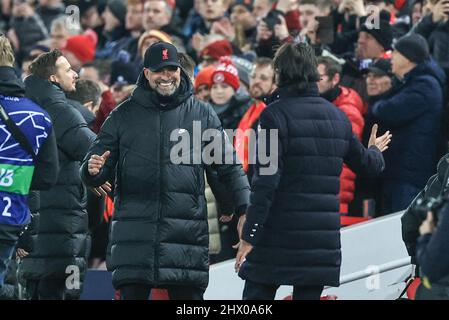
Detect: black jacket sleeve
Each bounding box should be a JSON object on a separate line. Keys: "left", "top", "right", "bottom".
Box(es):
{"left": 401, "top": 189, "right": 426, "bottom": 262}
{"left": 241, "top": 108, "right": 283, "bottom": 245}
{"left": 30, "top": 128, "right": 59, "bottom": 190}
{"left": 344, "top": 134, "right": 385, "bottom": 176}
{"left": 80, "top": 109, "right": 120, "bottom": 187}
{"left": 417, "top": 203, "right": 449, "bottom": 283}
{"left": 205, "top": 167, "right": 235, "bottom": 215}
{"left": 48, "top": 102, "right": 96, "bottom": 161}
{"left": 204, "top": 104, "right": 250, "bottom": 215}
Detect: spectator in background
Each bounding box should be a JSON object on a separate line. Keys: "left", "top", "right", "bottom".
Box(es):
{"left": 142, "top": 0, "right": 186, "bottom": 52}
{"left": 409, "top": 0, "right": 449, "bottom": 73}
{"left": 208, "top": 57, "right": 252, "bottom": 263}
{"left": 411, "top": 0, "right": 425, "bottom": 26}
{"left": 253, "top": 0, "right": 276, "bottom": 20}
{"left": 7, "top": 0, "right": 48, "bottom": 63}
{"left": 371, "top": 34, "right": 446, "bottom": 214}
{"left": 79, "top": 61, "right": 117, "bottom": 134}
{"left": 199, "top": 38, "right": 234, "bottom": 67}
{"left": 352, "top": 58, "right": 393, "bottom": 216}
{"left": 194, "top": 65, "right": 216, "bottom": 102}
{"left": 19, "top": 50, "right": 97, "bottom": 300}
{"left": 49, "top": 16, "right": 79, "bottom": 50}
{"left": 235, "top": 57, "right": 276, "bottom": 178}
{"left": 340, "top": 14, "right": 393, "bottom": 104}
{"left": 66, "top": 79, "right": 102, "bottom": 129}
{"left": 230, "top": 0, "right": 258, "bottom": 52}
{"left": 36, "top": 0, "right": 65, "bottom": 33}
{"left": 61, "top": 30, "right": 98, "bottom": 72}
{"left": 96, "top": 0, "right": 130, "bottom": 59}
{"left": 79, "top": 0, "right": 107, "bottom": 50}
{"left": 317, "top": 56, "right": 365, "bottom": 220}
{"left": 209, "top": 57, "right": 252, "bottom": 130}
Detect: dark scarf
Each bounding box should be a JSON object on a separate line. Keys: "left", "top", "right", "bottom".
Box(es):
{"left": 321, "top": 86, "right": 341, "bottom": 102}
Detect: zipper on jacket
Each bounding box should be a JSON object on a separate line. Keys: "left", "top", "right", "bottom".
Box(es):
{"left": 154, "top": 110, "right": 162, "bottom": 286}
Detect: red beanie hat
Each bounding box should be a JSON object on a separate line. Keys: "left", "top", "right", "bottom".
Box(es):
{"left": 200, "top": 40, "right": 234, "bottom": 62}
{"left": 194, "top": 65, "right": 216, "bottom": 92}
{"left": 63, "top": 29, "right": 97, "bottom": 64}
{"left": 211, "top": 57, "right": 240, "bottom": 91}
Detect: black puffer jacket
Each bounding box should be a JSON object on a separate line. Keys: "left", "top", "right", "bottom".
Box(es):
{"left": 80, "top": 70, "right": 250, "bottom": 290}
{"left": 19, "top": 76, "right": 96, "bottom": 288}
{"left": 239, "top": 84, "right": 385, "bottom": 287}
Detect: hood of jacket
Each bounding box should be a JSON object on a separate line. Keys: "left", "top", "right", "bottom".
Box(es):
{"left": 132, "top": 67, "right": 193, "bottom": 111}
{"left": 0, "top": 66, "right": 25, "bottom": 97}
{"left": 24, "top": 74, "right": 67, "bottom": 107}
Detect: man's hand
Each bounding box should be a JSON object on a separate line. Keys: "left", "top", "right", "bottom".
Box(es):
{"left": 219, "top": 214, "right": 234, "bottom": 223}
{"left": 88, "top": 151, "right": 110, "bottom": 176}
{"left": 274, "top": 15, "right": 290, "bottom": 41}
{"left": 368, "top": 124, "right": 392, "bottom": 152}
{"left": 91, "top": 181, "right": 112, "bottom": 197}
{"left": 232, "top": 214, "right": 247, "bottom": 249}
{"left": 16, "top": 248, "right": 29, "bottom": 259}
{"left": 432, "top": 0, "right": 449, "bottom": 23}
{"left": 235, "top": 240, "right": 253, "bottom": 273}
{"left": 256, "top": 21, "right": 273, "bottom": 42}
{"left": 420, "top": 211, "right": 436, "bottom": 235}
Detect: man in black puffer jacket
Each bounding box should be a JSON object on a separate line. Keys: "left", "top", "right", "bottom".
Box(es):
{"left": 235, "top": 43, "right": 390, "bottom": 300}
{"left": 80, "top": 42, "right": 250, "bottom": 300}
{"left": 19, "top": 50, "right": 96, "bottom": 300}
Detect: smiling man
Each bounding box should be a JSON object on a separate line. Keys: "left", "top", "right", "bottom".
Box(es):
{"left": 81, "top": 42, "right": 250, "bottom": 300}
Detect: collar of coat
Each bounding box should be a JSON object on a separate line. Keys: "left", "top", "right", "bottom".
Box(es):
{"left": 0, "top": 66, "right": 25, "bottom": 97}
{"left": 264, "top": 82, "right": 319, "bottom": 105}
{"left": 24, "top": 74, "right": 67, "bottom": 107}
{"left": 133, "top": 68, "right": 193, "bottom": 111}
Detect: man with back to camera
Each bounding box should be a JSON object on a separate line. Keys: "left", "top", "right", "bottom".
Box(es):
{"left": 235, "top": 42, "right": 391, "bottom": 300}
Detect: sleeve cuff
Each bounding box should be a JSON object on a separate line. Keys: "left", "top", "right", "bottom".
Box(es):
{"left": 242, "top": 220, "right": 262, "bottom": 245}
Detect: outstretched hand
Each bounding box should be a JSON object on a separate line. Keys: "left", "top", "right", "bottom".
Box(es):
{"left": 368, "top": 124, "right": 392, "bottom": 152}
{"left": 88, "top": 151, "right": 110, "bottom": 176}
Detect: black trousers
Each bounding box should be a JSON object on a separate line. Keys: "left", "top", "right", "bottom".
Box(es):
{"left": 243, "top": 280, "right": 323, "bottom": 300}
{"left": 26, "top": 279, "right": 67, "bottom": 300}
{"left": 120, "top": 284, "right": 205, "bottom": 300}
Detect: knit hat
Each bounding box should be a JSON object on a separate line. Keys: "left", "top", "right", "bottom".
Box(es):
{"left": 194, "top": 65, "right": 216, "bottom": 92}
{"left": 360, "top": 15, "right": 393, "bottom": 50}
{"left": 200, "top": 40, "right": 234, "bottom": 62}
{"left": 394, "top": 34, "right": 429, "bottom": 64}
{"left": 211, "top": 57, "right": 240, "bottom": 91}
{"left": 107, "top": 0, "right": 127, "bottom": 24}
{"left": 63, "top": 29, "right": 97, "bottom": 64}
{"left": 231, "top": 56, "right": 254, "bottom": 87}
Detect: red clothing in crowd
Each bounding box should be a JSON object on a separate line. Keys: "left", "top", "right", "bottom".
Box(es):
{"left": 235, "top": 101, "right": 267, "bottom": 172}
{"left": 93, "top": 90, "right": 117, "bottom": 134}
{"left": 333, "top": 86, "right": 365, "bottom": 214}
